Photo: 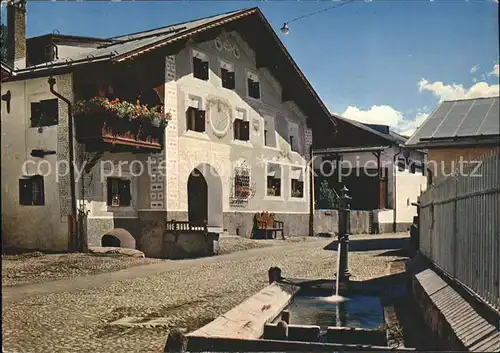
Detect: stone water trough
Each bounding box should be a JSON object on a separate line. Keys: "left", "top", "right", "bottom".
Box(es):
{"left": 165, "top": 268, "right": 416, "bottom": 352}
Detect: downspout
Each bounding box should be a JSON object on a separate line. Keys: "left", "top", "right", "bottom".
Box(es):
{"left": 392, "top": 145, "right": 403, "bottom": 233}
{"left": 48, "top": 76, "right": 78, "bottom": 252}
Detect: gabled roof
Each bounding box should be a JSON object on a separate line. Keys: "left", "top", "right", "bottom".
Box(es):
{"left": 27, "top": 33, "right": 114, "bottom": 44}
{"left": 406, "top": 96, "right": 500, "bottom": 148}
{"left": 332, "top": 114, "right": 404, "bottom": 145}
{"left": 8, "top": 7, "right": 334, "bottom": 127}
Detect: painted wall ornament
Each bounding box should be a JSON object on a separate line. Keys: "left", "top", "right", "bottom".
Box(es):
{"left": 207, "top": 98, "right": 232, "bottom": 138}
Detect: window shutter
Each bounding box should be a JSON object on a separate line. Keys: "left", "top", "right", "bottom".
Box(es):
{"left": 32, "top": 175, "right": 45, "bottom": 205}
{"left": 193, "top": 57, "right": 201, "bottom": 77}
{"left": 233, "top": 119, "right": 240, "bottom": 139}
{"left": 186, "top": 106, "right": 197, "bottom": 130}
{"left": 41, "top": 99, "right": 59, "bottom": 125}
{"left": 30, "top": 102, "right": 41, "bottom": 127}
{"left": 201, "top": 61, "right": 209, "bottom": 80}
{"left": 19, "top": 178, "right": 33, "bottom": 205}
{"left": 221, "top": 68, "right": 228, "bottom": 87}
{"left": 107, "top": 178, "right": 114, "bottom": 206}
{"left": 227, "top": 71, "right": 235, "bottom": 89}
{"left": 120, "top": 179, "right": 131, "bottom": 206}
{"left": 253, "top": 82, "right": 260, "bottom": 99}
{"left": 242, "top": 121, "right": 250, "bottom": 141}
{"left": 195, "top": 110, "right": 206, "bottom": 132}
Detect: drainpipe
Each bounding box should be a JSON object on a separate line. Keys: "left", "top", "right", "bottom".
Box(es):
{"left": 392, "top": 145, "right": 403, "bottom": 233}
{"left": 49, "top": 76, "right": 79, "bottom": 252}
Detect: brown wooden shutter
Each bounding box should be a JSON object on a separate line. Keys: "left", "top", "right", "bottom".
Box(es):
{"left": 242, "top": 121, "right": 250, "bottom": 141}
{"left": 193, "top": 57, "right": 201, "bottom": 77}
{"left": 186, "top": 107, "right": 197, "bottom": 130}
{"left": 120, "top": 179, "right": 131, "bottom": 206}
{"left": 233, "top": 119, "right": 239, "bottom": 139}
{"left": 30, "top": 102, "right": 41, "bottom": 127}
{"left": 227, "top": 71, "right": 235, "bottom": 89}
{"left": 19, "top": 178, "right": 33, "bottom": 205}
{"left": 106, "top": 178, "right": 114, "bottom": 206}
{"left": 201, "top": 61, "right": 209, "bottom": 80}
{"left": 195, "top": 110, "right": 206, "bottom": 132}
{"left": 221, "top": 68, "right": 228, "bottom": 87}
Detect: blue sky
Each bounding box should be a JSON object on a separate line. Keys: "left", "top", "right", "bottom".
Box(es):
{"left": 2, "top": 0, "right": 498, "bottom": 135}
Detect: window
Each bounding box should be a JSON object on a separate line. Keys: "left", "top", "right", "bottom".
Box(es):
{"left": 234, "top": 169, "right": 250, "bottom": 199}
{"left": 107, "top": 178, "right": 131, "bottom": 207}
{"left": 19, "top": 175, "right": 45, "bottom": 206}
{"left": 234, "top": 110, "right": 249, "bottom": 141}
{"left": 220, "top": 60, "right": 235, "bottom": 89}
{"left": 30, "top": 99, "right": 58, "bottom": 127}
{"left": 290, "top": 168, "right": 304, "bottom": 198}
{"left": 267, "top": 164, "right": 281, "bottom": 197}
{"left": 192, "top": 50, "right": 209, "bottom": 80}
{"left": 247, "top": 71, "right": 260, "bottom": 99}
{"left": 397, "top": 158, "right": 406, "bottom": 171}
{"left": 186, "top": 106, "right": 206, "bottom": 132}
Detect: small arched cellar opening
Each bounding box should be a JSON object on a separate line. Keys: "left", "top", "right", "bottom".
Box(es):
{"left": 101, "top": 228, "right": 136, "bottom": 249}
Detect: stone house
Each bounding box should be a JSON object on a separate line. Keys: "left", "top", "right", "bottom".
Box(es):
{"left": 405, "top": 96, "right": 500, "bottom": 185}
{"left": 313, "top": 116, "right": 427, "bottom": 233}
{"left": 1, "top": 3, "right": 338, "bottom": 254}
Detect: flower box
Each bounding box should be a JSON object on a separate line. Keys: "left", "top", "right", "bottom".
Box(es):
{"left": 73, "top": 97, "right": 171, "bottom": 151}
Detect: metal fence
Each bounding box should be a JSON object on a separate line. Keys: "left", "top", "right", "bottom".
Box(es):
{"left": 419, "top": 149, "right": 500, "bottom": 311}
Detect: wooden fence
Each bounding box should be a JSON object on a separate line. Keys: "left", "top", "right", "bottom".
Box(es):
{"left": 419, "top": 149, "right": 500, "bottom": 311}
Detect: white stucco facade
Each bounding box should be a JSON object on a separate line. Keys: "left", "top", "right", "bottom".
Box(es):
{"left": 1, "top": 73, "right": 74, "bottom": 251}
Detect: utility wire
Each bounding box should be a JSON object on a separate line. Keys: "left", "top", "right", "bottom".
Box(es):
{"left": 285, "top": 0, "right": 357, "bottom": 25}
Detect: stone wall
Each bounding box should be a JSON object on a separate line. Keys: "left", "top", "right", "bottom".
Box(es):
{"left": 313, "top": 210, "right": 373, "bottom": 235}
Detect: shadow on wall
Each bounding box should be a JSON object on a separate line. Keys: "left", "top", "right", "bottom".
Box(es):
{"left": 323, "top": 237, "right": 409, "bottom": 252}
{"left": 101, "top": 228, "right": 136, "bottom": 249}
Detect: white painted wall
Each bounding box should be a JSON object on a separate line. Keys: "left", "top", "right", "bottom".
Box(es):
{"left": 1, "top": 74, "right": 73, "bottom": 251}
{"left": 161, "top": 30, "right": 311, "bottom": 225}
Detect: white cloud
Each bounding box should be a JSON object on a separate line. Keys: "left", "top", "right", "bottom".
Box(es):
{"left": 489, "top": 63, "right": 499, "bottom": 77}
{"left": 470, "top": 64, "right": 479, "bottom": 73}
{"left": 418, "top": 79, "right": 499, "bottom": 102}
{"left": 340, "top": 105, "right": 428, "bottom": 137}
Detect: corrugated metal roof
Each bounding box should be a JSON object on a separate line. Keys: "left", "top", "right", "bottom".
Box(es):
{"left": 406, "top": 96, "right": 500, "bottom": 146}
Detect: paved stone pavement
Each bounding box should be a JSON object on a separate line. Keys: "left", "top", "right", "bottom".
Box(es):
{"left": 2, "top": 234, "right": 409, "bottom": 353}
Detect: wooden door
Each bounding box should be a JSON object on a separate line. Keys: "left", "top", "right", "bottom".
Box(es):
{"left": 187, "top": 169, "right": 208, "bottom": 225}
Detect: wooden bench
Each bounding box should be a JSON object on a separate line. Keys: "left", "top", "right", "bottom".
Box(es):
{"left": 254, "top": 212, "right": 285, "bottom": 239}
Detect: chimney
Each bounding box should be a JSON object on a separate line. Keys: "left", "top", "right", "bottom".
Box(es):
{"left": 7, "top": 0, "right": 27, "bottom": 70}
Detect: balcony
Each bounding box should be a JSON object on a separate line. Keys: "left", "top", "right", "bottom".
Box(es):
{"left": 73, "top": 97, "right": 170, "bottom": 152}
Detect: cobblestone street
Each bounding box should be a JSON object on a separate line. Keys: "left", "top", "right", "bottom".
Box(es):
{"left": 2, "top": 234, "right": 409, "bottom": 353}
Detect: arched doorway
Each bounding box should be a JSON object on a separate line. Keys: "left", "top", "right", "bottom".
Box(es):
{"left": 187, "top": 164, "right": 223, "bottom": 228}
{"left": 187, "top": 169, "right": 208, "bottom": 224}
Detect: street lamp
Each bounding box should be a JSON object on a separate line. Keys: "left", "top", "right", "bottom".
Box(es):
{"left": 280, "top": 23, "right": 290, "bottom": 35}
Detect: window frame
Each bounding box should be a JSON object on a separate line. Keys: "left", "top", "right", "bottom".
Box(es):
{"left": 246, "top": 69, "right": 261, "bottom": 100}
{"left": 290, "top": 168, "right": 305, "bottom": 199}
{"left": 219, "top": 58, "right": 236, "bottom": 90}
{"left": 191, "top": 49, "right": 210, "bottom": 81}
{"left": 106, "top": 177, "right": 132, "bottom": 207}
{"left": 19, "top": 175, "right": 45, "bottom": 206}
{"left": 266, "top": 163, "right": 283, "bottom": 198}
